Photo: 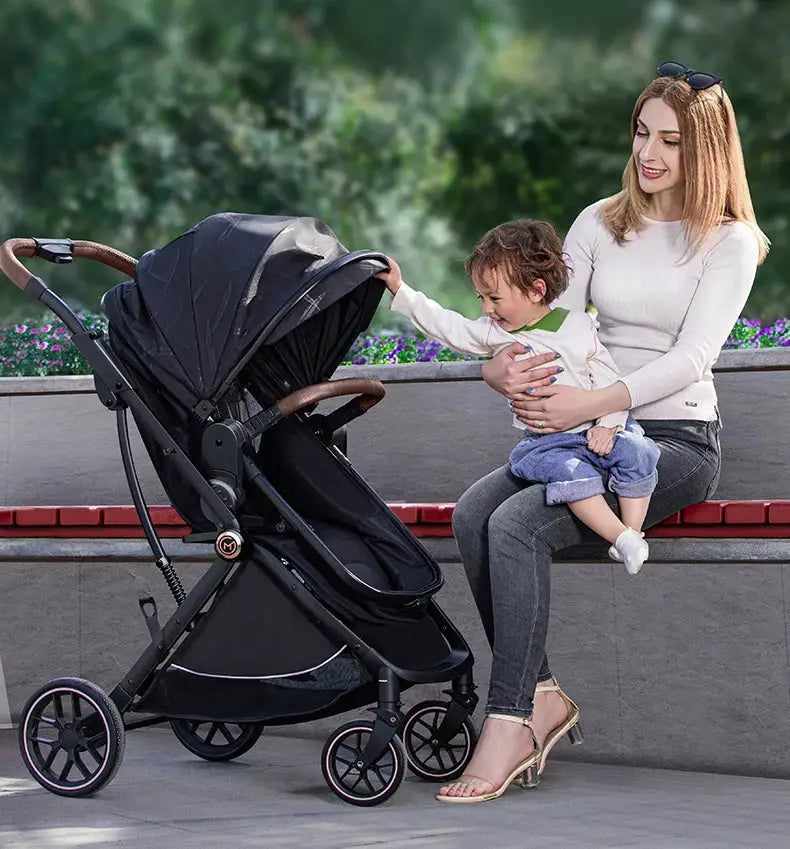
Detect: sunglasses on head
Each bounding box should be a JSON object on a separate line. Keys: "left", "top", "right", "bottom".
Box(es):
{"left": 656, "top": 60, "right": 722, "bottom": 91}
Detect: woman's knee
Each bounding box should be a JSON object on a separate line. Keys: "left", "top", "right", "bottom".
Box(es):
{"left": 452, "top": 466, "right": 516, "bottom": 537}
{"left": 452, "top": 485, "right": 486, "bottom": 539}
{"left": 487, "top": 490, "right": 576, "bottom": 552}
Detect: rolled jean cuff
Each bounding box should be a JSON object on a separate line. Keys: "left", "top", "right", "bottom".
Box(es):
{"left": 546, "top": 476, "right": 605, "bottom": 505}
{"left": 485, "top": 705, "right": 533, "bottom": 719}
{"left": 608, "top": 469, "right": 658, "bottom": 498}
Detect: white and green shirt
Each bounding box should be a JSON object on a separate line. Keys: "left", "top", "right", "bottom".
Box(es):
{"left": 390, "top": 281, "right": 628, "bottom": 433}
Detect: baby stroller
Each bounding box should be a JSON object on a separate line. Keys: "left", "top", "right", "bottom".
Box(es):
{"left": 0, "top": 214, "right": 478, "bottom": 806}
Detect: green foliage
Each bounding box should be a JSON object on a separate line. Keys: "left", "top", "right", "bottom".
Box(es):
{"left": 2, "top": 310, "right": 789, "bottom": 378}
{"left": 0, "top": 0, "right": 787, "bottom": 326}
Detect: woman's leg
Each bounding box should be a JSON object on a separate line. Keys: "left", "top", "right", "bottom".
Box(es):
{"left": 452, "top": 464, "right": 552, "bottom": 676}
{"left": 485, "top": 485, "right": 589, "bottom": 715}
{"left": 527, "top": 419, "right": 721, "bottom": 743}
{"left": 452, "top": 465, "right": 527, "bottom": 647}
{"left": 441, "top": 483, "right": 588, "bottom": 798}
{"left": 639, "top": 420, "right": 721, "bottom": 526}
{"left": 442, "top": 421, "right": 720, "bottom": 797}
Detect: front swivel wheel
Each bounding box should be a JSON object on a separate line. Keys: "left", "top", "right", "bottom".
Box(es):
{"left": 401, "top": 700, "right": 477, "bottom": 781}
{"left": 18, "top": 677, "right": 125, "bottom": 797}
{"left": 321, "top": 720, "right": 405, "bottom": 806}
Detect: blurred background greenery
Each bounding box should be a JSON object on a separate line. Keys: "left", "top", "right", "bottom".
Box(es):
{"left": 1, "top": 0, "right": 787, "bottom": 328}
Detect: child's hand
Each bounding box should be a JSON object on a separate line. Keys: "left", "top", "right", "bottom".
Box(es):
{"left": 586, "top": 426, "right": 617, "bottom": 456}
{"left": 375, "top": 256, "right": 403, "bottom": 294}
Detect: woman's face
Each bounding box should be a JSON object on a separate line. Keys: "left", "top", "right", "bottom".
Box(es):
{"left": 632, "top": 97, "right": 684, "bottom": 199}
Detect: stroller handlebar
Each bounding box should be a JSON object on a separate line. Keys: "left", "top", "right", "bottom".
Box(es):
{"left": 277, "top": 378, "right": 386, "bottom": 418}
{"left": 0, "top": 237, "right": 137, "bottom": 293}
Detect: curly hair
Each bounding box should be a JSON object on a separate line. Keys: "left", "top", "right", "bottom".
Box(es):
{"left": 464, "top": 219, "right": 569, "bottom": 304}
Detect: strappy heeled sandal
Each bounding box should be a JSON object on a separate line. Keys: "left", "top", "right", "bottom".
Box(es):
{"left": 534, "top": 678, "right": 583, "bottom": 776}
{"left": 435, "top": 713, "right": 542, "bottom": 804}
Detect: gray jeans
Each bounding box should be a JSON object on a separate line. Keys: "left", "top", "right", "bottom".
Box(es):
{"left": 452, "top": 419, "right": 721, "bottom": 718}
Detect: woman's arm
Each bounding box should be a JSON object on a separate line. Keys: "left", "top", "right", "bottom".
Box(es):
{"left": 553, "top": 201, "right": 600, "bottom": 312}
{"left": 617, "top": 224, "right": 759, "bottom": 409}
{"left": 512, "top": 222, "right": 760, "bottom": 432}
{"left": 585, "top": 320, "right": 629, "bottom": 430}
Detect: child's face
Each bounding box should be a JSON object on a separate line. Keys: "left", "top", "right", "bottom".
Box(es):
{"left": 473, "top": 268, "right": 546, "bottom": 332}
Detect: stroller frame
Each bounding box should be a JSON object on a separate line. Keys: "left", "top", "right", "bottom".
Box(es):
{"left": 0, "top": 235, "right": 479, "bottom": 806}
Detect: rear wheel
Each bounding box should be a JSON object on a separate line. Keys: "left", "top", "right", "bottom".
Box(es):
{"left": 19, "top": 677, "right": 125, "bottom": 797}
{"left": 170, "top": 719, "right": 264, "bottom": 761}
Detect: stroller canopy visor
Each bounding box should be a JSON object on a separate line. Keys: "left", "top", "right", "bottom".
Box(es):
{"left": 103, "top": 213, "right": 386, "bottom": 410}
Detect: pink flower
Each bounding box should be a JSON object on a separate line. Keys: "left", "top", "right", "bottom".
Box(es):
{"left": 51, "top": 344, "right": 61, "bottom": 351}
{"left": 15, "top": 324, "right": 27, "bottom": 333}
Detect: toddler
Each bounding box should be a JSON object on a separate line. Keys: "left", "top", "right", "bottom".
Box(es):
{"left": 375, "top": 219, "right": 661, "bottom": 575}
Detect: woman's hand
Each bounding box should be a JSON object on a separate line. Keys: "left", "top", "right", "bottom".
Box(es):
{"left": 512, "top": 384, "right": 597, "bottom": 434}
{"left": 481, "top": 343, "right": 564, "bottom": 398}
{"left": 374, "top": 256, "right": 402, "bottom": 294}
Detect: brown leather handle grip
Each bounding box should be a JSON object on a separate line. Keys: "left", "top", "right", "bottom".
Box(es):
{"left": 277, "top": 378, "right": 385, "bottom": 417}
{"left": 0, "top": 238, "right": 137, "bottom": 290}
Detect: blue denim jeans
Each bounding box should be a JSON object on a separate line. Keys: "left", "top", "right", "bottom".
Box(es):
{"left": 508, "top": 418, "right": 661, "bottom": 504}
{"left": 452, "top": 419, "right": 721, "bottom": 718}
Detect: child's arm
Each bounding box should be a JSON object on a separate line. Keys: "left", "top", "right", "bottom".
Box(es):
{"left": 585, "top": 315, "right": 628, "bottom": 431}
{"left": 376, "top": 259, "right": 495, "bottom": 357}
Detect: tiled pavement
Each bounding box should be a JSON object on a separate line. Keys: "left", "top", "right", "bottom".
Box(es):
{"left": 2, "top": 726, "right": 789, "bottom": 849}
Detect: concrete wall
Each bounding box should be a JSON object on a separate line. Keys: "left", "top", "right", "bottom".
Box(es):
{"left": 2, "top": 537, "right": 790, "bottom": 778}
{"left": 2, "top": 351, "right": 790, "bottom": 775}
{"left": 2, "top": 349, "right": 790, "bottom": 506}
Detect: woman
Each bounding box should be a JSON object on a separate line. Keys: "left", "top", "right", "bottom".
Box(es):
{"left": 438, "top": 62, "right": 769, "bottom": 802}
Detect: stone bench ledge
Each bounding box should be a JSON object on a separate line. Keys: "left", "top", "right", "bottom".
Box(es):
{"left": 2, "top": 500, "right": 790, "bottom": 540}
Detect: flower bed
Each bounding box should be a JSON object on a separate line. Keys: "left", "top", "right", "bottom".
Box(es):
{"left": 1, "top": 313, "right": 789, "bottom": 377}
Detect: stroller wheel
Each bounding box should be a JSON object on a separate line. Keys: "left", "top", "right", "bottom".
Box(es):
{"left": 169, "top": 719, "right": 264, "bottom": 761}
{"left": 401, "top": 700, "right": 477, "bottom": 782}
{"left": 321, "top": 720, "right": 405, "bottom": 806}
{"left": 18, "top": 677, "right": 125, "bottom": 797}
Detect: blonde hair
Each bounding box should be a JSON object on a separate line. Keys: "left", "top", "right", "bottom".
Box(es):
{"left": 602, "top": 76, "right": 769, "bottom": 263}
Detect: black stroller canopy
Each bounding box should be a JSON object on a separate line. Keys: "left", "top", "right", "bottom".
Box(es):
{"left": 103, "top": 212, "right": 386, "bottom": 410}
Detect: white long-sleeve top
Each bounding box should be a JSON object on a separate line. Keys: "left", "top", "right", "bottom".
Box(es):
{"left": 556, "top": 199, "right": 760, "bottom": 421}
{"left": 390, "top": 281, "right": 628, "bottom": 433}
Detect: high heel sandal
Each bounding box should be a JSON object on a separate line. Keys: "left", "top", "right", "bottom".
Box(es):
{"left": 435, "top": 714, "right": 542, "bottom": 804}
{"left": 534, "top": 678, "right": 583, "bottom": 776}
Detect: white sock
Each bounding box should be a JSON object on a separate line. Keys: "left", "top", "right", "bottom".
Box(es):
{"left": 609, "top": 528, "right": 649, "bottom": 576}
